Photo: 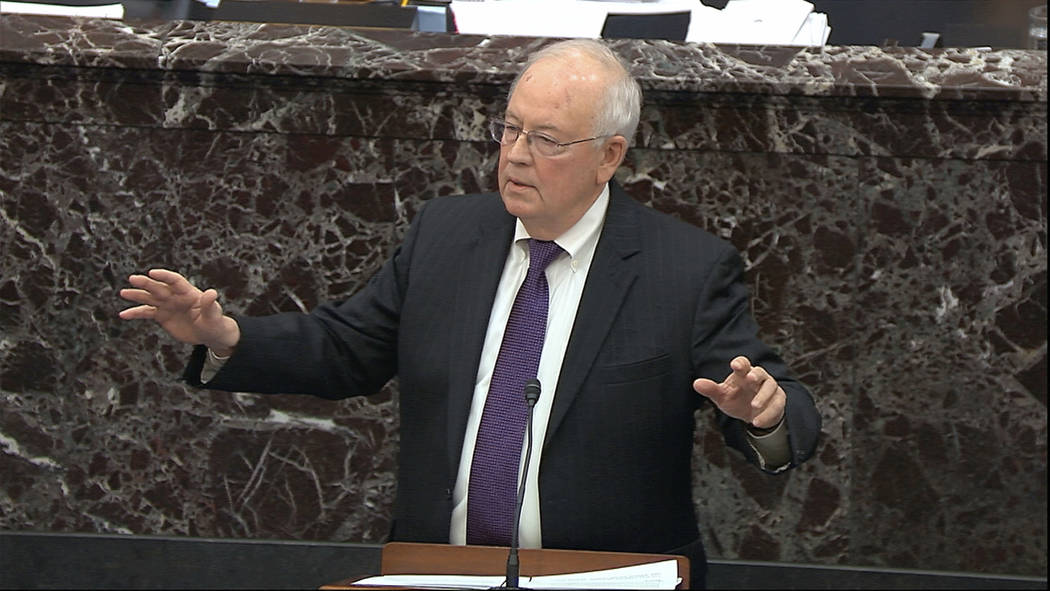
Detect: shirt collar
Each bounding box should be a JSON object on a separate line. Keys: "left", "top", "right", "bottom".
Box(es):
{"left": 512, "top": 183, "right": 610, "bottom": 261}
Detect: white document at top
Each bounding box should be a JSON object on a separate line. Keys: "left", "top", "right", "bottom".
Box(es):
{"left": 575, "top": 0, "right": 704, "bottom": 16}
{"left": 703, "top": 0, "right": 815, "bottom": 44}
{"left": 0, "top": 1, "right": 124, "bottom": 18}
{"left": 450, "top": 0, "right": 698, "bottom": 39}
{"left": 790, "top": 11, "right": 831, "bottom": 46}
{"left": 353, "top": 558, "right": 681, "bottom": 590}
{"left": 450, "top": 0, "right": 607, "bottom": 38}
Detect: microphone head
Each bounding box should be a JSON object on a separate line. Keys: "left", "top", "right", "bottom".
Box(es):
{"left": 524, "top": 379, "right": 541, "bottom": 405}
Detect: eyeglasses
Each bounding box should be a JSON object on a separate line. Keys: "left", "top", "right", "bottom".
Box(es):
{"left": 489, "top": 119, "right": 608, "bottom": 158}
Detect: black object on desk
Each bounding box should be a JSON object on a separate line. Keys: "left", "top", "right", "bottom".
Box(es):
{"left": 601, "top": 10, "right": 691, "bottom": 41}
{"left": 214, "top": 0, "right": 416, "bottom": 29}
{"left": 120, "top": 0, "right": 417, "bottom": 29}
{"left": 810, "top": 0, "right": 1045, "bottom": 48}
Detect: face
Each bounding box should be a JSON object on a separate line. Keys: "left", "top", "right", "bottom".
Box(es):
{"left": 497, "top": 55, "right": 626, "bottom": 240}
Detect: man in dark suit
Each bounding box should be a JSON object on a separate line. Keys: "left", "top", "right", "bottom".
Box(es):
{"left": 120, "top": 39, "right": 820, "bottom": 588}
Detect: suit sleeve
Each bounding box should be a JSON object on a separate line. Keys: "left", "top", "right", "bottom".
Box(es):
{"left": 691, "top": 246, "right": 821, "bottom": 472}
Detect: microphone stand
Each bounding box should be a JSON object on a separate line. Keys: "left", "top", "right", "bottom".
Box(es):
{"left": 505, "top": 378, "right": 541, "bottom": 590}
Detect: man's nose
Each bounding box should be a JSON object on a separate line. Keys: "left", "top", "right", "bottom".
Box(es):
{"left": 505, "top": 132, "right": 533, "bottom": 162}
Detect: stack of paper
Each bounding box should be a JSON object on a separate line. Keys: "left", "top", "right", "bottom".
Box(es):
{"left": 353, "top": 558, "right": 681, "bottom": 590}
{"left": 450, "top": 0, "right": 830, "bottom": 46}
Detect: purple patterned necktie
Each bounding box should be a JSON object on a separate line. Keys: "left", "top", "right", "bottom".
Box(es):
{"left": 466, "top": 238, "right": 563, "bottom": 546}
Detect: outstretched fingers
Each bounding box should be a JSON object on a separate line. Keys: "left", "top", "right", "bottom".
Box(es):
{"left": 118, "top": 269, "right": 205, "bottom": 319}
{"left": 122, "top": 271, "right": 172, "bottom": 300}
{"left": 117, "top": 303, "right": 158, "bottom": 320}
{"left": 146, "top": 268, "right": 195, "bottom": 292}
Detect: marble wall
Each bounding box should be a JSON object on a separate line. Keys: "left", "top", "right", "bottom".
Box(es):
{"left": 1, "top": 15, "right": 1046, "bottom": 578}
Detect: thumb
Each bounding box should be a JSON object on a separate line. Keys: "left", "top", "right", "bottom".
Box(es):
{"left": 199, "top": 288, "right": 224, "bottom": 321}
{"left": 693, "top": 378, "right": 725, "bottom": 403}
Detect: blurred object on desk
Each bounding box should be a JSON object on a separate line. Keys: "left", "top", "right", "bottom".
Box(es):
{"left": 601, "top": 9, "right": 691, "bottom": 41}
{"left": 411, "top": 0, "right": 449, "bottom": 33}
{"left": 811, "top": 0, "right": 1046, "bottom": 48}
{"left": 1029, "top": 4, "right": 1047, "bottom": 49}
{"left": 211, "top": 0, "right": 417, "bottom": 27}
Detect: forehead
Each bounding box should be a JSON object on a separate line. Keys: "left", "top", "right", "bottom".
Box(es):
{"left": 506, "top": 56, "right": 606, "bottom": 132}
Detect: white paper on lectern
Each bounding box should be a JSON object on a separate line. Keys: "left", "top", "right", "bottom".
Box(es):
{"left": 353, "top": 558, "right": 680, "bottom": 590}
{"left": 0, "top": 1, "right": 123, "bottom": 18}
{"left": 528, "top": 558, "right": 680, "bottom": 589}
{"left": 352, "top": 573, "right": 502, "bottom": 589}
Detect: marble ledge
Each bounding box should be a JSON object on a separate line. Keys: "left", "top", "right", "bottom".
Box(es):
{"left": 0, "top": 14, "right": 1046, "bottom": 102}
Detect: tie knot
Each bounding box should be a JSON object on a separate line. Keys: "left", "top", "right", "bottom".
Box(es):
{"left": 527, "top": 239, "right": 562, "bottom": 272}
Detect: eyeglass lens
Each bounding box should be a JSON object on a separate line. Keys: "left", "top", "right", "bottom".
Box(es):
{"left": 492, "top": 121, "right": 563, "bottom": 156}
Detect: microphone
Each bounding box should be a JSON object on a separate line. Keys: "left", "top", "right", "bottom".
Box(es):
{"left": 506, "top": 378, "right": 541, "bottom": 590}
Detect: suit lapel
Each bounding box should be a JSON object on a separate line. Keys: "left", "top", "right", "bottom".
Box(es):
{"left": 545, "top": 184, "right": 642, "bottom": 448}
{"left": 446, "top": 201, "right": 516, "bottom": 474}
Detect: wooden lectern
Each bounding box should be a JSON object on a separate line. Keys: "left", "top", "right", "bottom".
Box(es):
{"left": 322, "top": 542, "right": 689, "bottom": 589}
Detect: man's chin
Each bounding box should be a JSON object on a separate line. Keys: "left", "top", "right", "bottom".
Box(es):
{"left": 500, "top": 186, "right": 539, "bottom": 213}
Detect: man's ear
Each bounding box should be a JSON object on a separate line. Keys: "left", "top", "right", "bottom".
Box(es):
{"left": 595, "top": 135, "right": 629, "bottom": 184}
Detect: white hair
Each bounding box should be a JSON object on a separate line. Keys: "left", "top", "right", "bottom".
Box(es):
{"left": 509, "top": 39, "right": 643, "bottom": 146}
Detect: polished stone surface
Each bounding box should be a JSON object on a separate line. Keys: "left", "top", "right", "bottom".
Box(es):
{"left": 1, "top": 14, "right": 1046, "bottom": 578}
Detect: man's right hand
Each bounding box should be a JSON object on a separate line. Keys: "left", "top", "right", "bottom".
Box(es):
{"left": 119, "top": 269, "right": 240, "bottom": 356}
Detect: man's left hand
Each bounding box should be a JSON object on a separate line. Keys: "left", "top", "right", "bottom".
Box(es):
{"left": 693, "top": 356, "right": 786, "bottom": 429}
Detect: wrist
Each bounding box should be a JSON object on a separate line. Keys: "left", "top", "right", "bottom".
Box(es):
{"left": 206, "top": 316, "right": 240, "bottom": 356}
{"left": 747, "top": 414, "right": 785, "bottom": 436}
{"left": 209, "top": 346, "right": 235, "bottom": 359}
